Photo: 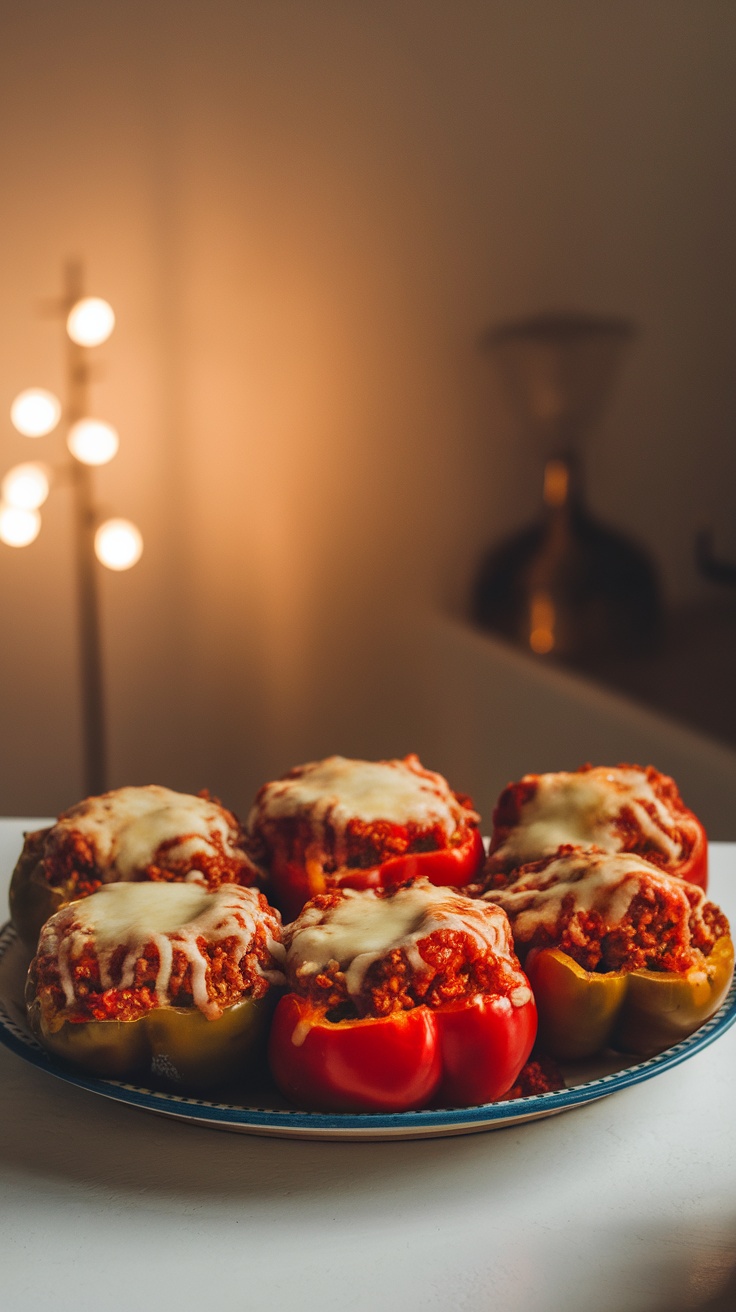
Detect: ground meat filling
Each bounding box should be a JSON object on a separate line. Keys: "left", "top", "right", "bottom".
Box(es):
{"left": 29, "top": 884, "right": 285, "bottom": 1025}
{"left": 502, "top": 1056, "right": 566, "bottom": 1100}
{"left": 482, "top": 847, "right": 729, "bottom": 975}
{"left": 24, "top": 786, "right": 260, "bottom": 901}
{"left": 246, "top": 755, "right": 480, "bottom": 877}
{"left": 251, "top": 814, "right": 461, "bottom": 875}
{"left": 283, "top": 879, "right": 531, "bottom": 1022}
{"left": 487, "top": 764, "right": 701, "bottom": 878}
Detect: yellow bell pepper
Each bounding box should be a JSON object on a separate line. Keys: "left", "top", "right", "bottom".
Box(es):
{"left": 525, "top": 935, "right": 734, "bottom": 1061}
{"left": 9, "top": 835, "right": 67, "bottom": 948}
{"left": 26, "top": 986, "right": 273, "bottom": 1091}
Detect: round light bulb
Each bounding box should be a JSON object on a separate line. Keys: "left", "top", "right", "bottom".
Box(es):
{"left": 66, "top": 297, "right": 115, "bottom": 347}
{"left": 94, "top": 518, "right": 143, "bottom": 571}
{"left": 67, "top": 418, "right": 119, "bottom": 466}
{"left": 1, "top": 462, "right": 50, "bottom": 511}
{"left": 10, "top": 388, "right": 62, "bottom": 437}
{"left": 0, "top": 503, "right": 41, "bottom": 547}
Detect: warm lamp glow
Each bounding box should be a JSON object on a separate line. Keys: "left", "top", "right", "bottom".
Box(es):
{"left": 0, "top": 504, "right": 41, "bottom": 547}
{"left": 10, "top": 388, "right": 62, "bottom": 437}
{"left": 66, "top": 297, "right": 115, "bottom": 347}
{"left": 1, "top": 462, "right": 50, "bottom": 511}
{"left": 529, "top": 590, "right": 556, "bottom": 654}
{"left": 94, "top": 518, "right": 142, "bottom": 570}
{"left": 543, "top": 459, "right": 570, "bottom": 508}
{"left": 67, "top": 418, "right": 119, "bottom": 466}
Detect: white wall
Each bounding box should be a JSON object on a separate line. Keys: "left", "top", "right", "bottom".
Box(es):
{"left": 411, "top": 614, "right": 736, "bottom": 841}
{"left": 0, "top": 2, "right": 735, "bottom": 817}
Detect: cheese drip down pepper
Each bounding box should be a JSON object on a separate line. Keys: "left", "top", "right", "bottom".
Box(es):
{"left": 26, "top": 882, "right": 285, "bottom": 1089}
{"left": 481, "top": 847, "right": 733, "bottom": 1060}
{"left": 268, "top": 880, "right": 537, "bottom": 1112}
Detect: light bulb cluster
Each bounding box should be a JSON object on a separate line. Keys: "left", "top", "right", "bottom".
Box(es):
{"left": 1, "top": 295, "right": 142, "bottom": 569}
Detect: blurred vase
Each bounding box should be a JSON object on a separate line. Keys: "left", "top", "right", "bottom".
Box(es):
{"left": 472, "top": 313, "right": 662, "bottom": 663}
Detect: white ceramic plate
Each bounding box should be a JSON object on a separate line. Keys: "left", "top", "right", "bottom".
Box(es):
{"left": 1, "top": 919, "right": 734, "bottom": 1140}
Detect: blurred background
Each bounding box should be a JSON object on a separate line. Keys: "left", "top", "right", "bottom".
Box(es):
{"left": 1, "top": 1, "right": 736, "bottom": 827}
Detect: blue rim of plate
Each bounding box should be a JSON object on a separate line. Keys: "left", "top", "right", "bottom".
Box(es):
{"left": 1, "top": 918, "right": 735, "bottom": 1135}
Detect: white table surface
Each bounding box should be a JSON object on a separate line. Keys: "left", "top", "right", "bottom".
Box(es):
{"left": 1, "top": 821, "right": 735, "bottom": 1312}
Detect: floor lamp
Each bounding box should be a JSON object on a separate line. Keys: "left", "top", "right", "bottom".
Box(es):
{"left": 0, "top": 262, "right": 143, "bottom": 797}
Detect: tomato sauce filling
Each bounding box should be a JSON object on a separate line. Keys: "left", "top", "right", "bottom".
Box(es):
{"left": 489, "top": 764, "right": 702, "bottom": 879}
{"left": 253, "top": 813, "right": 470, "bottom": 875}
{"left": 246, "top": 755, "right": 480, "bottom": 881}
{"left": 283, "top": 883, "right": 530, "bottom": 1022}
{"left": 26, "top": 800, "right": 259, "bottom": 901}
{"left": 30, "top": 892, "right": 281, "bottom": 1024}
{"left": 484, "top": 850, "right": 729, "bottom": 975}
{"left": 502, "top": 1056, "right": 566, "bottom": 1100}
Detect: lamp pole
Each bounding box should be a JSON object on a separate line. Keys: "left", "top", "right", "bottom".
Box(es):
{"left": 64, "top": 261, "right": 107, "bottom": 796}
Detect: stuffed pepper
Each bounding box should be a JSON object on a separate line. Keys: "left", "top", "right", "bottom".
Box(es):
{"left": 246, "top": 754, "right": 485, "bottom": 920}
{"left": 481, "top": 846, "right": 732, "bottom": 1060}
{"left": 26, "top": 881, "right": 285, "bottom": 1089}
{"left": 11, "top": 784, "right": 261, "bottom": 947}
{"left": 268, "top": 877, "right": 537, "bottom": 1112}
{"left": 486, "top": 764, "right": 708, "bottom": 890}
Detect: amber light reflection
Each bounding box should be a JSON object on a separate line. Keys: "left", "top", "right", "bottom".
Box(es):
{"left": 543, "top": 459, "right": 569, "bottom": 508}
{"left": 529, "top": 590, "right": 556, "bottom": 654}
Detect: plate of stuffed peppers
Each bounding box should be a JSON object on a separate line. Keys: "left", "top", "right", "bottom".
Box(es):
{"left": 0, "top": 758, "right": 732, "bottom": 1140}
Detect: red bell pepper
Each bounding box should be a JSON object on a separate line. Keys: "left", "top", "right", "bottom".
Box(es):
{"left": 271, "top": 826, "right": 486, "bottom": 922}
{"left": 268, "top": 987, "right": 537, "bottom": 1113}
{"left": 674, "top": 813, "right": 708, "bottom": 891}
{"left": 361, "top": 827, "right": 486, "bottom": 893}
{"left": 488, "top": 765, "right": 709, "bottom": 892}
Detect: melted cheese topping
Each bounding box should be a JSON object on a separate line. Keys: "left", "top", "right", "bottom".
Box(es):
{"left": 55, "top": 785, "right": 242, "bottom": 881}
{"left": 496, "top": 768, "right": 682, "bottom": 865}
{"left": 256, "top": 756, "right": 462, "bottom": 829}
{"left": 484, "top": 848, "right": 697, "bottom": 941}
{"left": 250, "top": 756, "right": 470, "bottom": 867}
{"left": 287, "top": 878, "right": 529, "bottom": 1003}
{"left": 40, "top": 882, "right": 285, "bottom": 1019}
